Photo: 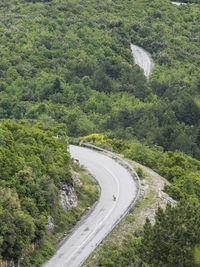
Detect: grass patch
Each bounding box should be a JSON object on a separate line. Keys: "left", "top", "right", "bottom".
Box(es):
{"left": 75, "top": 171, "right": 99, "bottom": 211}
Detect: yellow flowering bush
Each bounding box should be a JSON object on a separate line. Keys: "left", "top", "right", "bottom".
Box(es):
{"left": 80, "top": 133, "right": 104, "bottom": 145}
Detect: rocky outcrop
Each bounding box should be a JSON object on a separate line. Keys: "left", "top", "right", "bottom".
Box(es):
{"left": 47, "top": 216, "right": 54, "bottom": 232}
{"left": 46, "top": 171, "right": 81, "bottom": 232}
{"left": 60, "top": 183, "right": 78, "bottom": 211}
{"left": 60, "top": 170, "right": 82, "bottom": 212}
{"left": 157, "top": 190, "right": 176, "bottom": 206}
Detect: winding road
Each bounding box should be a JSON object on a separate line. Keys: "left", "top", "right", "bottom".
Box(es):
{"left": 42, "top": 145, "right": 137, "bottom": 267}
{"left": 171, "top": 1, "right": 186, "bottom": 5}
{"left": 131, "top": 44, "right": 154, "bottom": 79}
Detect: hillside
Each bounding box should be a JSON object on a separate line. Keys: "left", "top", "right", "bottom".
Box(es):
{"left": 0, "top": 0, "right": 200, "bottom": 265}
{"left": 84, "top": 157, "right": 175, "bottom": 266}
{"left": 0, "top": 0, "right": 199, "bottom": 157}
{"left": 0, "top": 121, "right": 99, "bottom": 266}
{"left": 79, "top": 136, "right": 200, "bottom": 266}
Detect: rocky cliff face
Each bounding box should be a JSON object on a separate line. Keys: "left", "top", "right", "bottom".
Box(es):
{"left": 60, "top": 170, "right": 82, "bottom": 211}
{"left": 60, "top": 183, "right": 78, "bottom": 211}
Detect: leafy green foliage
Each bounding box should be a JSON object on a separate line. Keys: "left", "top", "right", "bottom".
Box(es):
{"left": 21, "top": 239, "right": 56, "bottom": 267}
{"left": 97, "top": 199, "right": 200, "bottom": 267}
{"left": 97, "top": 241, "right": 138, "bottom": 267}
{"left": 110, "top": 138, "right": 200, "bottom": 202}
{"left": 0, "top": 0, "right": 199, "bottom": 158}
{"left": 91, "top": 137, "right": 200, "bottom": 266}
{"left": 137, "top": 200, "right": 200, "bottom": 266}
{"left": 0, "top": 120, "right": 71, "bottom": 261}
{"left": 0, "top": 187, "right": 35, "bottom": 260}
{"left": 0, "top": 0, "right": 200, "bottom": 265}
{"left": 194, "top": 246, "right": 200, "bottom": 266}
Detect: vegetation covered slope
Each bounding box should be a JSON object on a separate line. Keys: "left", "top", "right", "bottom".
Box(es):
{"left": 0, "top": 120, "right": 69, "bottom": 262}
{"left": 0, "top": 0, "right": 200, "bottom": 265}
{"left": 0, "top": 121, "right": 99, "bottom": 266}
{"left": 0, "top": 0, "right": 199, "bottom": 158}
{"left": 80, "top": 135, "right": 200, "bottom": 266}
{"left": 94, "top": 200, "right": 200, "bottom": 267}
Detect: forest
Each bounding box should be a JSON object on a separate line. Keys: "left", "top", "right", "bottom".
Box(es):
{"left": 0, "top": 0, "right": 199, "bottom": 158}
{"left": 0, "top": 0, "right": 200, "bottom": 265}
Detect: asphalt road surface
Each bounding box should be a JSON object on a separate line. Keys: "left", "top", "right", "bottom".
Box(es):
{"left": 130, "top": 44, "right": 154, "bottom": 79}
{"left": 42, "top": 145, "right": 137, "bottom": 267}
{"left": 171, "top": 2, "right": 186, "bottom": 5}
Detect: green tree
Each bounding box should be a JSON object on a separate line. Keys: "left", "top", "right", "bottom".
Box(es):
{"left": 137, "top": 200, "right": 200, "bottom": 267}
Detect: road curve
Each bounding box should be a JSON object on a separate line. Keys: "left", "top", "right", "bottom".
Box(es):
{"left": 42, "top": 145, "right": 137, "bottom": 267}
{"left": 171, "top": 1, "right": 186, "bottom": 5}
{"left": 131, "top": 44, "right": 154, "bottom": 79}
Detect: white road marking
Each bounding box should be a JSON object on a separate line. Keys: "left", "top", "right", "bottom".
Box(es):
{"left": 42, "top": 145, "right": 137, "bottom": 267}
{"left": 63, "top": 166, "right": 120, "bottom": 266}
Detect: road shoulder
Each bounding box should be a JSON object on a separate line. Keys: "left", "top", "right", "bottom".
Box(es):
{"left": 84, "top": 157, "right": 174, "bottom": 266}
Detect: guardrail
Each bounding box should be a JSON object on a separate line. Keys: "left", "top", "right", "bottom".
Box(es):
{"left": 78, "top": 142, "right": 141, "bottom": 267}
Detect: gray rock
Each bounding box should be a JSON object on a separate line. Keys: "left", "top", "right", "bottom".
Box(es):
{"left": 47, "top": 215, "right": 54, "bottom": 231}
{"left": 60, "top": 183, "right": 78, "bottom": 211}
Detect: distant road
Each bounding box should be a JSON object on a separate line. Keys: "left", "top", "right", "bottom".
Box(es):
{"left": 131, "top": 44, "right": 154, "bottom": 79}
{"left": 171, "top": 1, "right": 186, "bottom": 5}
{"left": 42, "top": 145, "right": 137, "bottom": 267}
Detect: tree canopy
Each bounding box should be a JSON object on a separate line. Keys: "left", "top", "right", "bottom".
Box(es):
{"left": 0, "top": 120, "right": 71, "bottom": 261}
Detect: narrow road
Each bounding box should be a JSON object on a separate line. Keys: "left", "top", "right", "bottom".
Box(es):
{"left": 130, "top": 44, "right": 154, "bottom": 79}
{"left": 42, "top": 145, "right": 137, "bottom": 267}
{"left": 171, "top": 2, "right": 186, "bottom": 5}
